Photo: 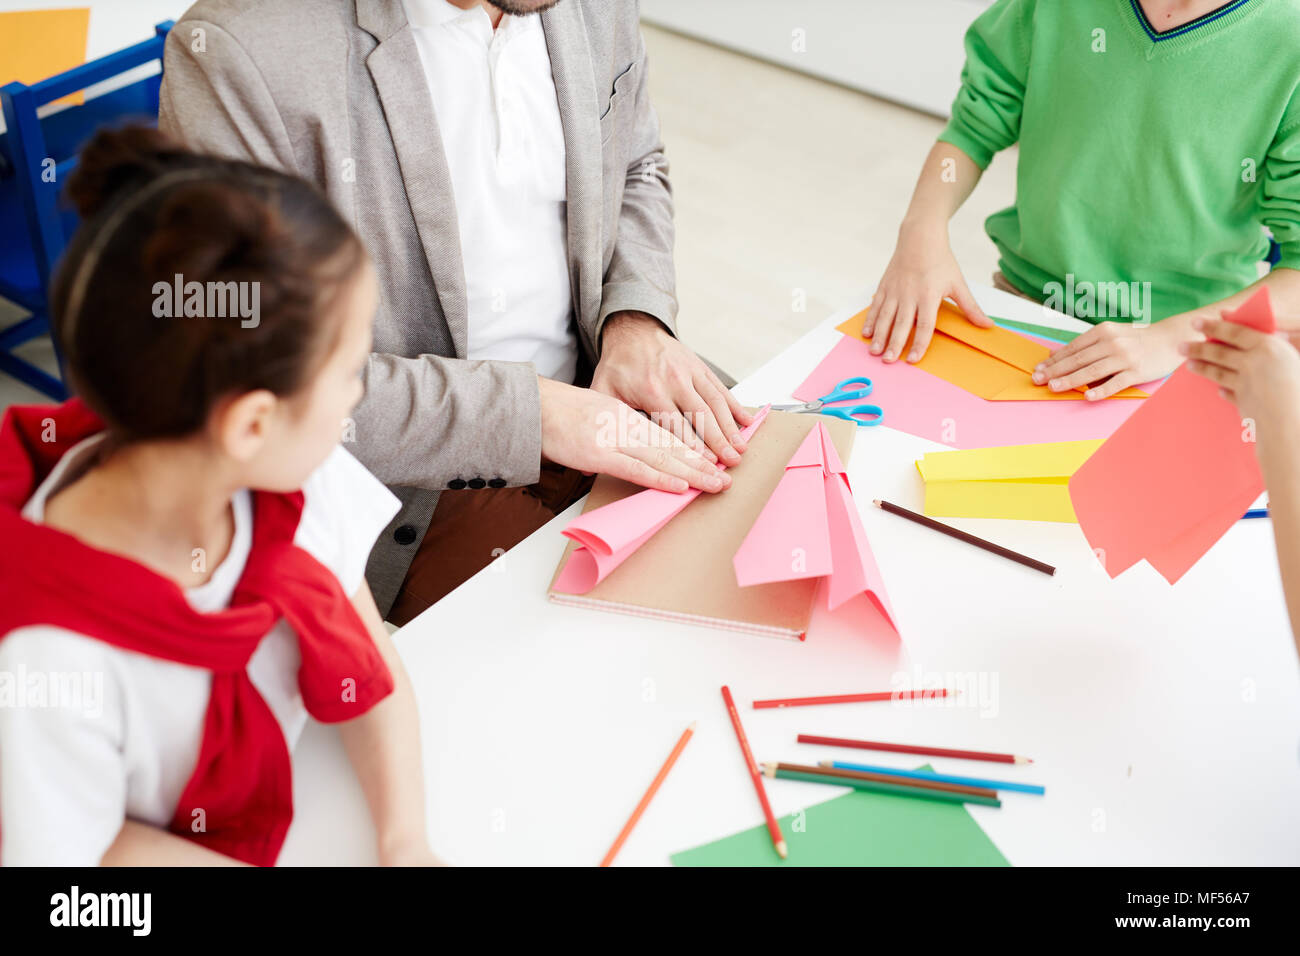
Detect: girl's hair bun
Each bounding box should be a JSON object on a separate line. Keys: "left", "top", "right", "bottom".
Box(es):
{"left": 64, "top": 125, "right": 191, "bottom": 219}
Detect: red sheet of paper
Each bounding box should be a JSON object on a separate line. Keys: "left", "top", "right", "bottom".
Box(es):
{"left": 1067, "top": 289, "right": 1276, "bottom": 583}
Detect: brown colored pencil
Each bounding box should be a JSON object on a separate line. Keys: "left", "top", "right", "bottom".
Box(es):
{"left": 762, "top": 762, "right": 1001, "bottom": 808}
{"left": 770, "top": 761, "right": 996, "bottom": 799}
{"left": 874, "top": 499, "right": 1056, "bottom": 576}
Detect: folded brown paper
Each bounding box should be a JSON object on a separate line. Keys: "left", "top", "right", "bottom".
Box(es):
{"left": 547, "top": 410, "right": 857, "bottom": 639}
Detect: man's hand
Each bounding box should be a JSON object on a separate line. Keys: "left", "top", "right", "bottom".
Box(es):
{"left": 591, "top": 311, "right": 753, "bottom": 466}
{"left": 1031, "top": 314, "right": 1194, "bottom": 400}
{"left": 538, "top": 376, "right": 730, "bottom": 494}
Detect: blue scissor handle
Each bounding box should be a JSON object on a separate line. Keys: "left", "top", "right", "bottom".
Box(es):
{"left": 820, "top": 376, "right": 874, "bottom": 404}
{"left": 823, "top": 403, "right": 884, "bottom": 427}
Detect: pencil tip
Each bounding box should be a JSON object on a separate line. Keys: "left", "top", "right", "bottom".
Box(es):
{"left": 818, "top": 759, "right": 832, "bottom": 767}
{"left": 872, "top": 498, "right": 882, "bottom": 507}
{"left": 776, "top": 841, "right": 788, "bottom": 859}
{"left": 687, "top": 721, "right": 698, "bottom": 731}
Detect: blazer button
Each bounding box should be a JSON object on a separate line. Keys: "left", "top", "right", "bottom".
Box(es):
{"left": 447, "top": 478, "right": 467, "bottom": 490}
{"left": 487, "top": 477, "right": 506, "bottom": 488}
{"left": 467, "top": 477, "right": 487, "bottom": 490}
{"left": 393, "top": 524, "right": 417, "bottom": 546}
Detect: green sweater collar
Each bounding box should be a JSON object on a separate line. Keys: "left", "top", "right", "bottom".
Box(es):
{"left": 1119, "top": 0, "right": 1264, "bottom": 56}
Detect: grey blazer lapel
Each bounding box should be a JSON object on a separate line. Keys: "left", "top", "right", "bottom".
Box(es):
{"left": 542, "top": 2, "right": 603, "bottom": 357}
{"left": 357, "top": 0, "right": 469, "bottom": 358}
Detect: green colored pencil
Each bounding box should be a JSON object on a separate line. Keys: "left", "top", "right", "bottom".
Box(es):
{"left": 763, "top": 762, "right": 1002, "bottom": 808}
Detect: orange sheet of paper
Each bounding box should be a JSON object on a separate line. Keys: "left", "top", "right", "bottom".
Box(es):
{"left": 0, "top": 9, "right": 91, "bottom": 108}
{"left": 837, "top": 302, "right": 1148, "bottom": 401}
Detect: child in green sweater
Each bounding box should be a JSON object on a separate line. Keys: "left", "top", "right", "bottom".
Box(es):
{"left": 867, "top": 0, "right": 1300, "bottom": 400}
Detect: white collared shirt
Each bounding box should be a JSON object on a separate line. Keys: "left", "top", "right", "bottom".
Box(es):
{"left": 403, "top": 0, "right": 577, "bottom": 383}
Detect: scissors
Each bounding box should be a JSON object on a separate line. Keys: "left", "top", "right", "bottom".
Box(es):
{"left": 773, "top": 376, "right": 883, "bottom": 426}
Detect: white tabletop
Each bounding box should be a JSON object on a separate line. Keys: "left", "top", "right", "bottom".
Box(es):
{"left": 279, "top": 285, "right": 1300, "bottom": 866}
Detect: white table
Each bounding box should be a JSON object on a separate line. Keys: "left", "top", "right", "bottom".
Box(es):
{"left": 279, "top": 285, "right": 1300, "bottom": 866}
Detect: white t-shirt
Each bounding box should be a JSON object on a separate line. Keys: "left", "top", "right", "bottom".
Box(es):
{"left": 0, "top": 437, "right": 400, "bottom": 865}
{"left": 403, "top": 0, "right": 578, "bottom": 383}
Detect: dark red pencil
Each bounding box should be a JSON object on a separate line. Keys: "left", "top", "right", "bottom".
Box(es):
{"left": 797, "top": 734, "right": 1031, "bottom": 765}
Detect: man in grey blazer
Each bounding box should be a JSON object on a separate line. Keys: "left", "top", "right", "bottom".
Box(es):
{"left": 159, "top": 0, "right": 750, "bottom": 621}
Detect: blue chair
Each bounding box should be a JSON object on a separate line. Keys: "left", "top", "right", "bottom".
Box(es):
{"left": 0, "top": 20, "right": 174, "bottom": 399}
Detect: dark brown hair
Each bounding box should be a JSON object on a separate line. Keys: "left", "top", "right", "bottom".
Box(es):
{"left": 50, "top": 125, "right": 365, "bottom": 441}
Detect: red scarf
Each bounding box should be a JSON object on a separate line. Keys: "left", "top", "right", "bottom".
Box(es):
{"left": 0, "top": 399, "right": 393, "bottom": 865}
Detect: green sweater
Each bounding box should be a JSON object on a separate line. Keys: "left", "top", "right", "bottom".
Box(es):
{"left": 940, "top": 0, "right": 1300, "bottom": 323}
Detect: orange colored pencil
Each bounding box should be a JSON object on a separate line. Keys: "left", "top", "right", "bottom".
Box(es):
{"left": 599, "top": 721, "right": 696, "bottom": 867}
{"left": 721, "top": 685, "right": 787, "bottom": 859}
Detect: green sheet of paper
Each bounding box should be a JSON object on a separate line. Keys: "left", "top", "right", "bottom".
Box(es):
{"left": 993, "top": 316, "right": 1077, "bottom": 345}
{"left": 670, "top": 768, "right": 1010, "bottom": 867}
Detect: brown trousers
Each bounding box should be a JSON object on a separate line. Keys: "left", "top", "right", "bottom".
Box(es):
{"left": 386, "top": 462, "right": 595, "bottom": 627}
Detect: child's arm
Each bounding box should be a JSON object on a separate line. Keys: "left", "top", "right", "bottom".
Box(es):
{"left": 863, "top": 141, "right": 994, "bottom": 364}
{"left": 865, "top": 0, "right": 1034, "bottom": 361}
{"left": 101, "top": 821, "right": 248, "bottom": 865}
{"left": 1184, "top": 316, "right": 1300, "bottom": 655}
{"left": 1036, "top": 268, "right": 1300, "bottom": 400}
{"left": 338, "top": 583, "right": 441, "bottom": 866}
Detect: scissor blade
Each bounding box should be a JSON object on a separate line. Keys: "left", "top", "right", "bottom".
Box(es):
{"left": 770, "top": 401, "right": 821, "bottom": 414}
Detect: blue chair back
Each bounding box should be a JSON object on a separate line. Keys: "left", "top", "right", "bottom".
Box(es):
{"left": 0, "top": 20, "right": 173, "bottom": 399}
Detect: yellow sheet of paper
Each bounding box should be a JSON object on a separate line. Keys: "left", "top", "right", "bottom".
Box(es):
{"left": 837, "top": 302, "right": 1148, "bottom": 401}
{"left": 916, "top": 439, "right": 1104, "bottom": 523}
{"left": 0, "top": 9, "right": 91, "bottom": 108}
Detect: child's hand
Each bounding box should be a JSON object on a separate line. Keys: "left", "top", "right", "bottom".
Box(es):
{"left": 1183, "top": 316, "right": 1300, "bottom": 434}
{"left": 862, "top": 225, "right": 993, "bottom": 364}
{"left": 1031, "top": 317, "right": 1190, "bottom": 400}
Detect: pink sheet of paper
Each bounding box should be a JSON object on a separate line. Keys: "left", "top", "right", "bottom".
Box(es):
{"left": 733, "top": 422, "right": 897, "bottom": 634}
{"left": 794, "top": 333, "right": 1160, "bottom": 449}
{"left": 1067, "top": 289, "right": 1276, "bottom": 584}
{"left": 732, "top": 426, "right": 833, "bottom": 586}
{"left": 553, "top": 405, "right": 772, "bottom": 595}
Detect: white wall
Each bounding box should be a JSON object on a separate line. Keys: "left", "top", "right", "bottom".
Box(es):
{"left": 640, "top": 0, "right": 993, "bottom": 118}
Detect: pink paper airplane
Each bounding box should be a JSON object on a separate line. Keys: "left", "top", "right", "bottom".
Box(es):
{"left": 733, "top": 421, "right": 897, "bottom": 633}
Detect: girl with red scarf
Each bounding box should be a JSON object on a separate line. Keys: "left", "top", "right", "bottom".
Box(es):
{"left": 0, "top": 128, "right": 436, "bottom": 865}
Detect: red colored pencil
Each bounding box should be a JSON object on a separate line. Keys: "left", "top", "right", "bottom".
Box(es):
{"left": 600, "top": 722, "right": 696, "bottom": 867}
{"left": 753, "top": 689, "right": 951, "bottom": 710}
{"left": 722, "top": 685, "right": 787, "bottom": 859}
{"left": 797, "top": 733, "right": 1031, "bottom": 765}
